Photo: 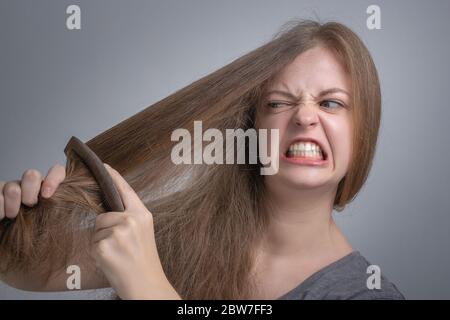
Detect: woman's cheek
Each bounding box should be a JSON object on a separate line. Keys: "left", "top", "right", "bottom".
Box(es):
{"left": 256, "top": 116, "right": 284, "bottom": 158}
{"left": 332, "top": 122, "right": 353, "bottom": 178}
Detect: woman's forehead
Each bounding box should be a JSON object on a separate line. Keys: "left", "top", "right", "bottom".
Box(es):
{"left": 267, "top": 46, "right": 351, "bottom": 96}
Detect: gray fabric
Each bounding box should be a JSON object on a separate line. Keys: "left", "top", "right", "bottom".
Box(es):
{"left": 277, "top": 251, "right": 406, "bottom": 300}
{"left": 1, "top": 251, "right": 404, "bottom": 300}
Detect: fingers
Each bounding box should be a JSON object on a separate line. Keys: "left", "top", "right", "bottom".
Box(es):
{"left": 2, "top": 181, "right": 22, "bottom": 219}
{"left": 103, "top": 164, "right": 141, "bottom": 211}
{"left": 20, "top": 169, "right": 42, "bottom": 207}
{"left": 0, "top": 163, "right": 66, "bottom": 221}
{"left": 41, "top": 163, "right": 66, "bottom": 198}
{"left": 93, "top": 213, "right": 127, "bottom": 243}
{"left": 92, "top": 228, "right": 115, "bottom": 243}
{"left": 95, "top": 212, "right": 125, "bottom": 231}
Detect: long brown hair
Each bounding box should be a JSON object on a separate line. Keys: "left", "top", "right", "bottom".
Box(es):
{"left": 0, "top": 19, "right": 381, "bottom": 299}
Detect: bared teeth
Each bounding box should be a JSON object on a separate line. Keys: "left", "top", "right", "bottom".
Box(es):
{"left": 287, "top": 142, "right": 324, "bottom": 159}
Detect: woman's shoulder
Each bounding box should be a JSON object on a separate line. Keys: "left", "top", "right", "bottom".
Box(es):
{"left": 314, "top": 251, "right": 405, "bottom": 300}
{"left": 278, "top": 251, "right": 406, "bottom": 300}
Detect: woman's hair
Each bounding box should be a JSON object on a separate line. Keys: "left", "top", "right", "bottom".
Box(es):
{"left": 0, "top": 19, "right": 381, "bottom": 299}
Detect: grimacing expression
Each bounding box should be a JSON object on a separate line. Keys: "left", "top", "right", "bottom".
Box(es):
{"left": 255, "top": 45, "right": 353, "bottom": 191}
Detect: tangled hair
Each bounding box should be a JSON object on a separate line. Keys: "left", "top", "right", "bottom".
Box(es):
{"left": 0, "top": 19, "right": 381, "bottom": 299}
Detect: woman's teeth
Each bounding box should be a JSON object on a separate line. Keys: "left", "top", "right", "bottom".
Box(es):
{"left": 287, "top": 142, "right": 324, "bottom": 159}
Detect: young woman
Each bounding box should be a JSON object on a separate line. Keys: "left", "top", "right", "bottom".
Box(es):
{"left": 0, "top": 20, "right": 405, "bottom": 299}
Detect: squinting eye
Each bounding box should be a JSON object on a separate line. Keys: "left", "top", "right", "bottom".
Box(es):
{"left": 266, "top": 101, "right": 289, "bottom": 109}
{"left": 320, "top": 100, "right": 343, "bottom": 109}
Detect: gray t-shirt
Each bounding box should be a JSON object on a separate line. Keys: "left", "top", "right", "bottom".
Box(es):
{"left": 277, "top": 250, "right": 405, "bottom": 300}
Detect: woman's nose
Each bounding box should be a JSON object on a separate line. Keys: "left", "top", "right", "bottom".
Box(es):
{"left": 293, "top": 103, "right": 319, "bottom": 128}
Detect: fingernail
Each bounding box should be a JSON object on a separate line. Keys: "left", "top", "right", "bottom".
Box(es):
{"left": 42, "top": 187, "right": 52, "bottom": 197}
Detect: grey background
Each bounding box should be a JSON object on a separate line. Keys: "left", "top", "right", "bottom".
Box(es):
{"left": 1, "top": 0, "right": 449, "bottom": 299}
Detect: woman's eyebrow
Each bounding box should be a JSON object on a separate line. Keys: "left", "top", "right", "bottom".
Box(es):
{"left": 265, "top": 88, "right": 350, "bottom": 100}
{"left": 313, "top": 88, "right": 350, "bottom": 98}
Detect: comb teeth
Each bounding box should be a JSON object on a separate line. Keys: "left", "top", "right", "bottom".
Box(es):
{"left": 64, "top": 136, "right": 125, "bottom": 212}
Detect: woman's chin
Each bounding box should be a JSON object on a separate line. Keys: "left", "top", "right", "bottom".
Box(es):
{"left": 275, "top": 172, "right": 331, "bottom": 190}
{"left": 289, "top": 180, "right": 328, "bottom": 190}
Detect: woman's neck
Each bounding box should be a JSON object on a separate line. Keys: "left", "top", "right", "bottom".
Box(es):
{"left": 259, "top": 181, "right": 353, "bottom": 259}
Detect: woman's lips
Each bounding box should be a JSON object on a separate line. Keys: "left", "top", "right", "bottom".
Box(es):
{"left": 281, "top": 153, "right": 329, "bottom": 167}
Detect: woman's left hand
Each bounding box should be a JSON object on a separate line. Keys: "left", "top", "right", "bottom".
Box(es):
{"left": 92, "top": 163, "right": 181, "bottom": 300}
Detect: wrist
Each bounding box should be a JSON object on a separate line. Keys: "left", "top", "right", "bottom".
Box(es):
{"left": 125, "top": 275, "right": 181, "bottom": 300}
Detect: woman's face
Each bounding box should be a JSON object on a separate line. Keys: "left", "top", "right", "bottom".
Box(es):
{"left": 255, "top": 45, "right": 353, "bottom": 191}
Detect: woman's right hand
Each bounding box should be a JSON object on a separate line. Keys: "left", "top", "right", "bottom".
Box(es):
{"left": 0, "top": 164, "right": 66, "bottom": 221}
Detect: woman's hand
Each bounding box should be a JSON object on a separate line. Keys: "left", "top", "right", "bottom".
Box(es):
{"left": 0, "top": 164, "right": 66, "bottom": 220}
{"left": 92, "top": 163, "right": 181, "bottom": 300}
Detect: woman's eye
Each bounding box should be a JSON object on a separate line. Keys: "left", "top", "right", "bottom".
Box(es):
{"left": 267, "top": 101, "right": 289, "bottom": 109}
{"left": 320, "top": 100, "right": 343, "bottom": 109}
